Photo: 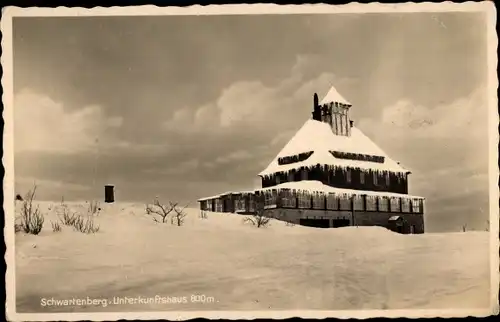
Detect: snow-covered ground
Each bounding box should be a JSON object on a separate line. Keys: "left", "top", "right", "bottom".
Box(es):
{"left": 14, "top": 201, "right": 491, "bottom": 313}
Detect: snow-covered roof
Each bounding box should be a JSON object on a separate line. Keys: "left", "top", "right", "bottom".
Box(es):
{"left": 320, "top": 86, "right": 351, "bottom": 106}
{"left": 197, "top": 190, "right": 254, "bottom": 201}
{"left": 257, "top": 181, "right": 424, "bottom": 199}
{"left": 259, "top": 119, "right": 408, "bottom": 176}
{"left": 198, "top": 180, "right": 424, "bottom": 201}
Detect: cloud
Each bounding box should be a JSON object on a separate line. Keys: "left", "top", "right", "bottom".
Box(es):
{"left": 163, "top": 55, "right": 347, "bottom": 141}
{"left": 15, "top": 176, "right": 91, "bottom": 201}
{"left": 358, "top": 86, "right": 486, "bottom": 141}
{"left": 357, "top": 87, "right": 489, "bottom": 231}
{"left": 214, "top": 149, "right": 253, "bottom": 164}
{"left": 158, "top": 55, "right": 360, "bottom": 197}
{"left": 14, "top": 88, "right": 124, "bottom": 153}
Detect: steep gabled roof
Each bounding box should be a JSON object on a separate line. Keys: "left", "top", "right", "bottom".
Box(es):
{"left": 320, "top": 86, "right": 351, "bottom": 106}
{"left": 259, "top": 119, "right": 408, "bottom": 176}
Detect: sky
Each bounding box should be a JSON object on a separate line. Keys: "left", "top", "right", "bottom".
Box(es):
{"left": 12, "top": 12, "right": 491, "bottom": 232}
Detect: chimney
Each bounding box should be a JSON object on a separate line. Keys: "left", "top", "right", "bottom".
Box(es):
{"left": 105, "top": 185, "right": 115, "bottom": 203}
{"left": 312, "top": 93, "right": 321, "bottom": 121}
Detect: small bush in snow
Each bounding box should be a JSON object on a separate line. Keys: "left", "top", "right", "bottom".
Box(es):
{"left": 146, "top": 199, "right": 189, "bottom": 226}
{"left": 146, "top": 198, "right": 175, "bottom": 223}
{"left": 51, "top": 221, "right": 62, "bottom": 232}
{"left": 172, "top": 203, "right": 188, "bottom": 226}
{"left": 72, "top": 215, "right": 100, "bottom": 234}
{"left": 87, "top": 200, "right": 101, "bottom": 216}
{"left": 58, "top": 203, "right": 80, "bottom": 226}
{"left": 244, "top": 197, "right": 271, "bottom": 228}
{"left": 19, "top": 185, "right": 45, "bottom": 235}
{"left": 56, "top": 199, "right": 99, "bottom": 234}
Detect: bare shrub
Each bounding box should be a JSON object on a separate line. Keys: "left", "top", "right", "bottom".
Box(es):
{"left": 172, "top": 203, "right": 188, "bottom": 226}
{"left": 462, "top": 224, "right": 467, "bottom": 232}
{"left": 146, "top": 199, "right": 189, "bottom": 226}
{"left": 56, "top": 199, "right": 99, "bottom": 233}
{"left": 19, "top": 185, "right": 45, "bottom": 235}
{"left": 57, "top": 203, "right": 80, "bottom": 226}
{"left": 72, "top": 215, "right": 100, "bottom": 234}
{"left": 146, "top": 199, "right": 176, "bottom": 223}
{"left": 51, "top": 221, "right": 62, "bottom": 232}
{"left": 244, "top": 196, "right": 271, "bottom": 228}
{"left": 87, "top": 200, "right": 101, "bottom": 216}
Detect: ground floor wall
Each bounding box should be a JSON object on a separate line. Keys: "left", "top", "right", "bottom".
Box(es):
{"left": 263, "top": 208, "right": 425, "bottom": 234}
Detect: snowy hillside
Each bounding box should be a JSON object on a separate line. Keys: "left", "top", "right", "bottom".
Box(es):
{"left": 14, "top": 201, "right": 491, "bottom": 313}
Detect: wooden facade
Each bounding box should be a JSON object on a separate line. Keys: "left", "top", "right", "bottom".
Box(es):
{"left": 200, "top": 189, "right": 423, "bottom": 215}
{"left": 261, "top": 166, "right": 409, "bottom": 194}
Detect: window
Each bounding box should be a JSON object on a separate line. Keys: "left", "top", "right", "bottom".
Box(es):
{"left": 278, "top": 151, "right": 314, "bottom": 165}
{"left": 301, "top": 169, "right": 308, "bottom": 181}
{"left": 353, "top": 195, "right": 364, "bottom": 211}
{"left": 330, "top": 151, "right": 385, "bottom": 164}
{"left": 298, "top": 192, "right": 311, "bottom": 209}
{"left": 373, "top": 172, "right": 378, "bottom": 186}
{"left": 401, "top": 198, "right": 410, "bottom": 213}
{"left": 234, "top": 196, "right": 246, "bottom": 213}
{"left": 339, "top": 194, "right": 351, "bottom": 210}
{"left": 378, "top": 197, "right": 389, "bottom": 212}
{"left": 276, "top": 176, "right": 281, "bottom": 185}
{"left": 326, "top": 193, "right": 338, "bottom": 210}
{"left": 412, "top": 199, "right": 421, "bottom": 213}
{"left": 280, "top": 189, "right": 296, "bottom": 208}
{"left": 365, "top": 195, "right": 377, "bottom": 211}
{"left": 385, "top": 172, "right": 390, "bottom": 186}
{"left": 390, "top": 197, "right": 401, "bottom": 212}
{"left": 215, "top": 199, "right": 223, "bottom": 212}
{"left": 360, "top": 172, "right": 365, "bottom": 184}
{"left": 264, "top": 191, "right": 277, "bottom": 209}
{"left": 312, "top": 193, "right": 325, "bottom": 209}
{"left": 346, "top": 169, "right": 352, "bottom": 183}
{"left": 205, "top": 200, "right": 212, "bottom": 211}
{"left": 248, "top": 195, "right": 255, "bottom": 212}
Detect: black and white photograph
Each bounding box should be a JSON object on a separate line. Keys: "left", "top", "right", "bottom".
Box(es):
{"left": 2, "top": 2, "right": 498, "bottom": 320}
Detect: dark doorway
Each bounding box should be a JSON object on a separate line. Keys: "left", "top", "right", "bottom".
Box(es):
{"left": 299, "top": 218, "right": 330, "bottom": 228}
{"left": 332, "top": 218, "right": 350, "bottom": 228}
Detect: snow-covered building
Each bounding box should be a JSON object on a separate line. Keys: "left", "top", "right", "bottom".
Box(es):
{"left": 198, "top": 86, "right": 425, "bottom": 234}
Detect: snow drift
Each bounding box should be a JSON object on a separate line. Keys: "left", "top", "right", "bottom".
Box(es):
{"left": 14, "top": 201, "right": 490, "bottom": 313}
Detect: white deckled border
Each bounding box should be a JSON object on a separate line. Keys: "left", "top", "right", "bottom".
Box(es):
{"left": 0, "top": 2, "right": 496, "bottom": 17}
{"left": 2, "top": 2, "right": 498, "bottom": 321}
